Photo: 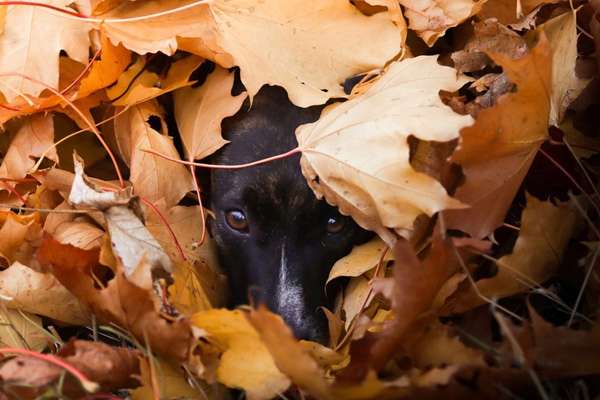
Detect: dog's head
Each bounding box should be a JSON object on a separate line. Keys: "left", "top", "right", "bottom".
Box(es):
{"left": 208, "top": 86, "right": 371, "bottom": 343}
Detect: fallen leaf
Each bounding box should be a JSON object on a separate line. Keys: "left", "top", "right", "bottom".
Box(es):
{"left": 103, "top": 0, "right": 403, "bottom": 107}
{"left": 191, "top": 308, "right": 290, "bottom": 400}
{"left": 536, "top": 9, "right": 591, "bottom": 126}
{"left": 37, "top": 236, "right": 195, "bottom": 362}
{"left": 174, "top": 66, "right": 247, "bottom": 160}
{"left": 448, "top": 195, "right": 579, "bottom": 313}
{"left": 342, "top": 276, "right": 376, "bottom": 330}
{"left": 169, "top": 260, "right": 213, "bottom": 316}
{"left": 0, "top": 261, "right": 90, "bottom": 325}
{"left": 0, "top": 115, "right": 57, "bottom": 194}
{"left": 0, "top": 308, "right": 47, "bottom": 352}
{"left": 327, "top": 237, "right": 392, "bottom": 285}
{"left": 400, "top": 0, "right": 486, "bottom": 46}
{"left": 443, "top": 34, "right": 552, "bottom": 238}
{"left": 113, "top": 100, "right": 194, "bottom": 208}
{"left": 78, "top": 33, "right": 132, "bottom": 98}
{"left": 297, "top": 56, "right": 472, "bottom": 244}
{"left": 52, "top": 220, "right": 104, "bottom": 250}
{"left": 0, "top": 212, "right": 42, "bottom": 267}
{"left": 0, "top": 1, "right": 92, "bottom": 102}
{"left": 479, "top": 0, "right": 562, "bottom": 25}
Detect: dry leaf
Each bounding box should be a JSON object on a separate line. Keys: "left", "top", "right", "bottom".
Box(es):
{"left": 52, "top": 220, "right": 104, "bottom": 250}
{"left": 444, "top": 34, "right": 552, "bottom": 238}
{"left": 174, "top": 66, "right": 247, "bottom": 160}
{"left": 103, "top": 0, "right": 403, "bottom": 107}
{"left": 328, "top": 237, "right": 392, "bottom": 285}
{"left": 297, "top": 56, "right": 472, "bottom": 244}
{"left": 0, "top": 261, "right": 90, "bottom": 325}
{"left": 114, "top": 101, "right": 194, "bottom": 208}
{"left": 191, "top": 308, "right": 290, "bottom": 400}
{"left": 448, "top": 195, "right": 579, "bottom": 312}
{"left": 0, "top": 212, "right": 42, "bottom": 266}
{"left": 169, "top": 260, "right": 213, "bottom": 315}
{"left": 0, "top": 0, "right": 92, "bottom": 102}
{"left": 0, "top": 308, "right": 47, "bottom": 352}
{"left": 0, "top": 115, "right": 57, "bottom": 193}
{"left": 400, "top": 0, "right": 486, "bottom": 46}
{"left": 536, "top": 9, "right": 591, "bottom": 126}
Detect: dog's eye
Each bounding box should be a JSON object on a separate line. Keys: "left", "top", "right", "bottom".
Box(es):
{"left": 326, "top": 215, "right": 345, "bottom": 234}
{"left": 225, "top": 210, "right": 249, "bottom": 232}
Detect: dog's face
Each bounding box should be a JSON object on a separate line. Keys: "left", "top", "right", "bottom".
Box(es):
{"left": 209, "top": 86, "right": 371, "bottom": 343}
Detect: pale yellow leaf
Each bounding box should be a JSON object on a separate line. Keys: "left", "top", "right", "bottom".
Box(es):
{"left": 297, "top": 56, "right": 472, "bottom": 244}
{"left": 0, "top": 262, "right": 90, "bottom": 325}
{"left": 174, "top": 66, "right": 247, "bottom": 160}
{"left": 191, "top": 309, "right": 290, "bottom": 400}
{"left": 0, "top": 0, "right": 92, "bottom": 101}
{"left": 0, "top": 308, "right": 47, "bottom": 352}
{"left": 327, "top": 237, "right": 391, "bottom": 285}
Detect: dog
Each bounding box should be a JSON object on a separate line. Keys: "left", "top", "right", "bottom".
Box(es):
{"left": 208, "top": 85, "right": 371, "bottom": 343}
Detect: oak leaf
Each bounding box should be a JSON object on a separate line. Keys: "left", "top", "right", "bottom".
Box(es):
{"left": 297, "top": 56, "right": 472, "bottom": 244}
{"left": 0, "top": 0, "right": 92, "bottom": 102}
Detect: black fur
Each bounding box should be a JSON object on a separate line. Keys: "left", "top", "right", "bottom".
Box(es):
{"left": 209, "top": 85, "right": 371, "bottom": 343}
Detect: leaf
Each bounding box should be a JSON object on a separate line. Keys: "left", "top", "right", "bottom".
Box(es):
{"left": 0, "top": 211, "right": 42, "bottom": 266}
{"left": 327, "top": 237, "right": 392, "bottom": 285}
{"left": 0, "top": 308, "right": 47, "bottom": 352}
{"left": 52, "top": 220, "right": 104, "bottom": 250}
{"left": 191, "top": 308, "right": 290, "bottom": 400}
{"left": 443, "top": 34, "right": 552, "bottom": 238}
{"left": 247, "top": 306, "right": 332, "bottom": 400}
{"left": 114, "top": 101, "right": 194, "bottom": 208}
{"left": 0, "top": 115, "right": 57, "bottom": 193}
{"left": 37, "top": 236, "right": 195, "bottom": 362}
{"left": 169, "top": 260, "right": 213, "bottom": 316}
{"left": 107, "top": 55, "right": 202, "bottom": 106}
{"left": 207, "top": 0, "right": 403, "bottom": 107}
{"left": 103, "top": 0, "right": 403, "bottom": 107}
{"left": 58, "top": 339, "right": 142, "bottom": 391}
{"left": 297, "top": 56, "right": 472, "bottom": 244}
{"left": 78, "top": 33, "right": 132, "bottom": 98}
{"left": 400, "top": 0, "right": 486, "bottom": 46}
{"left": 174, "top": 66, "right": 247, "bottom": 160}
{"left": 447, "top": 195, "right": 579, "bottom": 313}
{"left": 0, "top": 0, "right": 92, "bottom": 102}
{"left": 0, "top": 261, "right": 91, "bottom": 325}
{"left": 342, "top": 276, "right": 376, "bottom": 330}
{"left": 536, "top": 9, "right": 591, "bottom": 126}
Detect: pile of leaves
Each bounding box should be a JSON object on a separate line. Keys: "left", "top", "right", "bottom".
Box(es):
{"left": 0, "top": 0, "right": 599, "bottom": 398}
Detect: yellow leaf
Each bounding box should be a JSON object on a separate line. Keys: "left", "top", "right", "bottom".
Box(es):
{"left": 327, "top": 237, "right": 392, "bottom": 285}
{"left": 297, "top": 56, "right": 472, "bottom": 244}
{"left": 192, "top": 309, "right": 290, "bottom": 400}
{"left": 169, "top": 261, "right": 213, "bottom": 316}
{"left": 174, "top": 66, "right": 247, "bottom": 160}
{"left": 0, "top": 0, "right": 92, "bottom": 102}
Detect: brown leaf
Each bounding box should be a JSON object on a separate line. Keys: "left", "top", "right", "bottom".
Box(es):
{"left": 37, "top": 235, "right": 194, "bottom": 362}
{"left": 58, "top": 339, "right": 141, "bottom": 391}
{"left": 443, "top": 34, "right": 552, "bottom": 238}
{"left": 447, "top": 195, "right": 579, "bottom": 313}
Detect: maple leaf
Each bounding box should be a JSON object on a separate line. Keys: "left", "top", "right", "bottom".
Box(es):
{"left": 297, "top": 56, "right": 472, "bottom": 244}
{"left": 191, "top": 308, "right": 291, "bottom": 400}
{"left": 102, "top": 0, "right": 403, "bottom": 106}
{"left": 0, "top": 1, "right": 92, "bottom": 102}
{"left": 113, "top": 101, "right": 194, "bottom": 208}
{"left": 446, "top": 195, "right": 579, "bottom": 313}
{"left": 174, "top": 66, "right": 247, "bottom": 160}
{"left": 0, "top": 308, "right": 46, "bottom": 351}
{"left": 443, "top": 34, "right": 552, "bottom": 238}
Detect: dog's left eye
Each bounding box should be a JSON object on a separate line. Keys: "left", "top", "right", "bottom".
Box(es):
{"left": 225, "top": 210, "right": 249, "bottom": 232}
{"left": 326, "top": 215, "right": 345, "bottom": 234}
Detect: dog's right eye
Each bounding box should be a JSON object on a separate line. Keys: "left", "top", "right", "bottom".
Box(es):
{"left": 225, "top": 210, "right": 249, "bottom": 232}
